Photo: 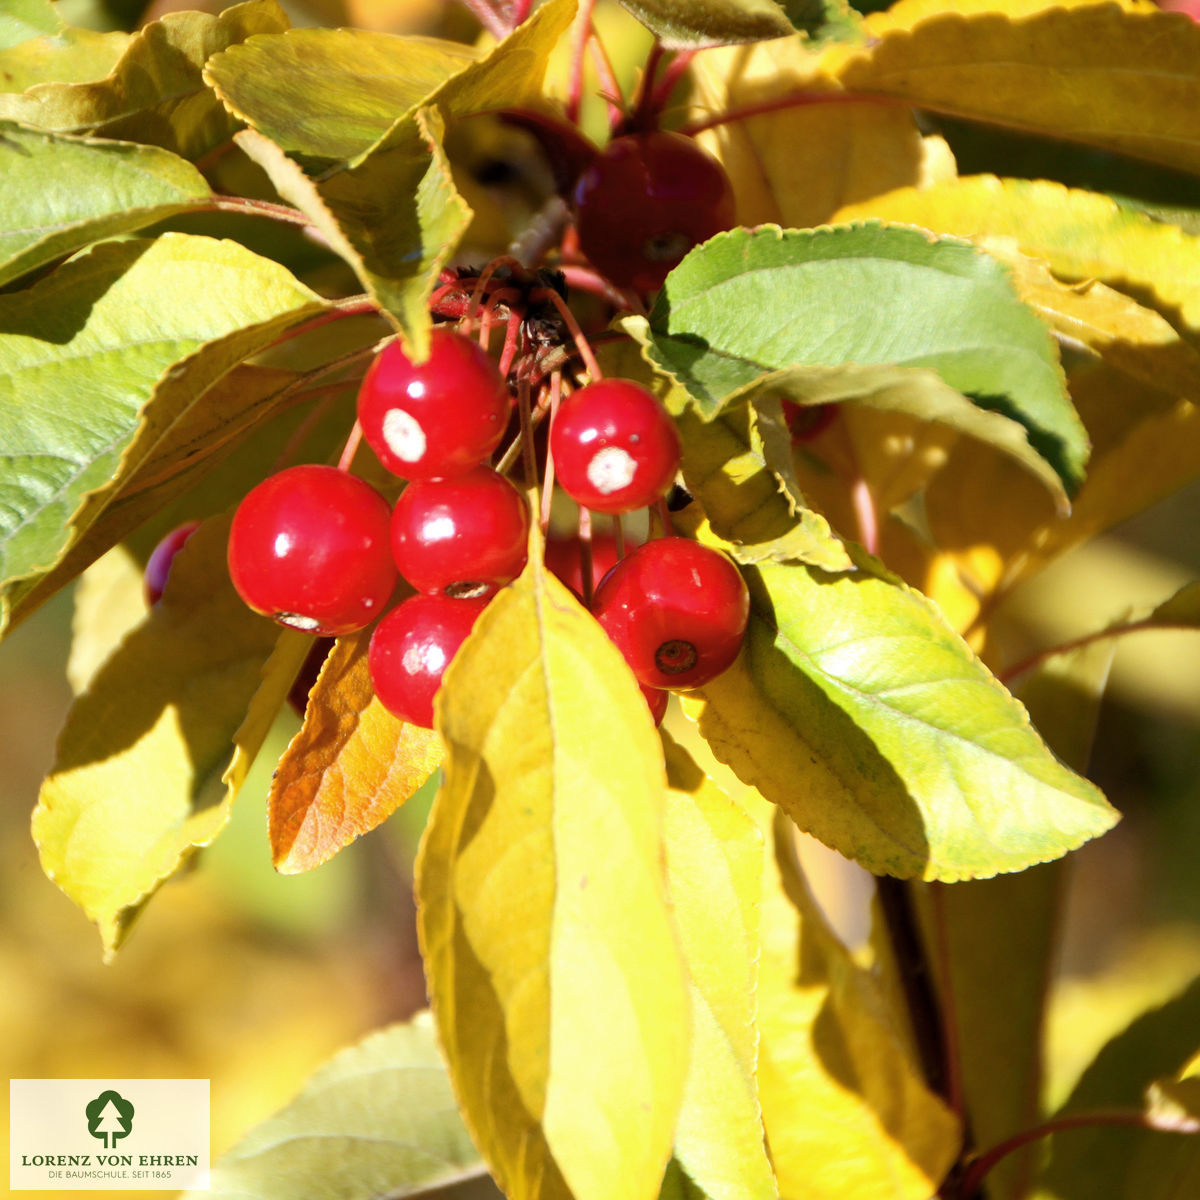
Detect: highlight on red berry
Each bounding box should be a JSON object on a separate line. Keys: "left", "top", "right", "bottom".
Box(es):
{"left": 572, "top": 130, "right": 736, "bottom": 293}
{"left": 390, "top": 465, "right": 530, "bottom": 598}
{"left": 592, "top": 537, "right": 749, "bottom": 690}
{"left": 228, "top": 464, "right": 396, "bottom": 637}
{"left": 550, "top": 379, "right": 681, "bottom": 514}
{"left": 368, "top": 592, "right": 490, "bottom": 729}
{"left": 357, "top": 327, "right": 512, "bottom": 481}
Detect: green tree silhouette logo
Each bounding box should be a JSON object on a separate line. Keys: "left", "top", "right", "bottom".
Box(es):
{"left": 85, "top": 1090, "right": 134, "bottom": 1149}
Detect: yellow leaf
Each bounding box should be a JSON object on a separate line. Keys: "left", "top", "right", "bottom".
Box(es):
{"left": 268, "top": 627, "right": 442, "bottom": 874}
{"left": 836, "top": 176, "right": 1200, "bottom": 346}
{"left": 690, "top": 37, "right": 943, "bottom": 229}
{"left": 661, "top": 734, "right": 777, "bottom": 1199}
{"left": 33, "top": 517, "right": 307, "bottom": 956}
{"left": 416, "top": 555, "right": 689, "bottom": 1200}
{"left": 759, "top": 815, "right": 960, "bottom": 1198}
{"left": 66, "top": 542, "right": 146, "bottom": 696}
{"left": 824, "top": 1, "right": 1200, "bottom": 174}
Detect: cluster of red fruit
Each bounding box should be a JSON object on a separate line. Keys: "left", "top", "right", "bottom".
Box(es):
{"left": 218, "top": 323, "right": 747, "bottom": 728}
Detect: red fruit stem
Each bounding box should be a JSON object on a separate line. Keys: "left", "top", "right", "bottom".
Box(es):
{"left": 540, "top": 372, "right": 563, "bottom": 530}
{"left": 336, "top": 420, "right": 364, "bottom": 473}
{"left": 850, "top": 474, "right": 879, "bottom": 556}
{"left": 564, "top": 0, "right": 596, "bottom": 126}
{"left": 587, "top": 32, "right": 626, "bottom": 131}
{"left": 629, "top": 41, "right": 667, "bottom": 132}
{"left": 460, "top": 0, "right": 508, "bottom": 41}
{"left": 654, "top": 496, "right": 674, "bottom": 537}
{"left": 577, "top": 505, "right": 595, "bottom": 608}
{"left": 649, "top": 49, "right": 697, "bottom": 115}
{"left": 508, "top": 0, "right": 534, "bottom": 30}
{"left": 679, "top": 89, "right": 901, "bottom": 137}
{"left": 267, "top": 295, "right": 380, "bottom": 350}
{"left": 556, "top": 264, "right": 642, "bottom": 311}
{"left": 464, "top": 256, "right": 524, "bottom": 334}
{"left": 517, "top": 374, "right": 538, "bottom": 493}
{"left": 497, "top": 307, "right": 525, "bottom": 378}
{"left": 956, "top": 1109, "right": 1198, "bottom": 1199}
{"left": 928, "top": 883, "right": 967, "bottom": 1124}
{"left": 529, "top": 285, "right": 603, "bottom": 381}
{"left": 613, "top": 513, "right": 626, "bottom": 559}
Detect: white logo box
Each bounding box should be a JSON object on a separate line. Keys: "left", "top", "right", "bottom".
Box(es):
{"left": 10, "top": 1079, "right": 209, "bottom": 1191}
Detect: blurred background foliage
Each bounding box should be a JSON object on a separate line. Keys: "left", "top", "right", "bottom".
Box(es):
{"left": 2, "top": 1, "right": 1200, "bottom": 1198}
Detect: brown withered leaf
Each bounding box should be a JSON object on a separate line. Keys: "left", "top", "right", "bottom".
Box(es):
{"left": 268, "top": 627, "right": 442, "bottom": 874}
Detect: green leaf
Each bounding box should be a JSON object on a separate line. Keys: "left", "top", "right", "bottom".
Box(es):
{"left": 758, "top": 811, "right": 959, "bottom": 1198}
{"left": 826, "top": 0, "right": 1200, "bottom": 176}
{"left": 0, "top": 123, "right": 212, "bottom": 288}
{"left": 200, "top": 1012, "right": 491, "bottom": 1200}
{"left": 0, "top": 0, "right": 290, "bottom": 160}
{"left": 204, "top": 27, "right": 482, "bottom": 163}
{"left": 684, "top": 539, "right": 1119, "bottom": 880}
{"left": 32, "top": 517, "right": 307, "bottom": 956}
{"left": 661, "top": 735, "right": 778, "bottom": 1200}
{"left": 0, "top": 12, "right": 127, "bottom": 90}
{"left": 416, "top": 551, "right": 690, "bottom": 1200}
{"left": 0, "top": 0, "right": 60, "bottom": 47}
{"left": 616, "top": 0, "right": 794, "bottom": 48}
{"left": 0, "top": 233, "right": 328, "bottom": 635}
{"left": 635, "top": 223, "right": 1085, "bottom": 495}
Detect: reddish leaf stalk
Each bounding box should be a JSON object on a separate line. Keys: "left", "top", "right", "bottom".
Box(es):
{"left": 540, "top": 372, "right": 563, "bottom": 531}
{"left": 205, "top": 194, "right": 315, "bottom": 228}
{"left": 460, "top": 0, "right": 508, "bottom": 41}
{"left": 564, "top": 0, "right": 597, "bottom": 126}
{"left": 649, "top": 48, "right": 697, "bottom": 115}
{"left": 680, "top": 89, "right": 902, "bottom": 138}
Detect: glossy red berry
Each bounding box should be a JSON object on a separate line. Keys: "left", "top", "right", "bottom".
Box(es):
{"left": 357, "top": 327, "right": 511, "bottom": 481}
{"left": 368, "top": 593, "right": 489, "bottom": 728}
{"left": 144, "top": 519, "right": 201, "bottom": 606}
{"left": 391, "top": 466, "right": 529, "bottom": 597}
{"left": 228, "top": 465, "right": 396, "bottom": 636}
{"left": 572, "top": 130, "right": 736, "bottom": 293}
{"left": 550, "top": 379, "right": 681, "bottom": 514}
{"left": 544, "top": 531, "right": 623, "bottom": 600}
{"left": 592, "top": 537, "right": 749, "bottom": 690}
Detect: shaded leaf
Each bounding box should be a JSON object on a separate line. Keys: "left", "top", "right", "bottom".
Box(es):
{"left": 757, "top": 811, "right": 959, "bottom": 1197}
{"left": 633, "top": 223, "right": 1084, "bottom": 495}
{"left": 32, "top": 517, "right": 307, "bottom": 956}
{"left": 269, "top": 626, "right": 442, "bottom": 874}
{"left": 1148, "top": 579, "right": 1200, "bottom": 627}
{"left": 417, "top": 553, "right": 689, "bottom": 1200}
{"left": 0, "top": 123, "right": 212, "bottom": 289}
{"left": 205, "top": 27, "right": 482, "bottom": 163}
{"left": 200, "top": 1012, "right": 491, "bottom": 1199}
{"left": 684, "top": 535, "right": 1118, "bottom": 880}
{"left": 0, "top": 14, "right": 127, "bottom": 92}
{"left": 0, "top": 233, "right": 328, "bottom": 635}
{"left": 0, "top": 0, "right": 289, "bottom": 160}
{"left": 661, "top": 734, "right": 777, "bottom": 1200}
{"left": 66, "top": 541, "right": 147, "bottom": 696}
{"left": 617, "top": 0, "right": 793, "bottom": 48}
{"left": 825, "top": 0, "right": 1200, "bottom": 175}
{"left": 836, "top": 176, "right": 1200, "bottom": 345}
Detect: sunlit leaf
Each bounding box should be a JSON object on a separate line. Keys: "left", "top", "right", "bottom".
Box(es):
{"left": 757, "top": 812, "right": 959, "bottom": 1198}
{"left": 836, "top": 176, "right": 1200, "bottom": 349}
{"left": 632, "top": 223, "right": 1084, "bottom": 495}
{"left": 661, "top": 734, "right": 777, "bottom": 1200}
{"left": 200, "top": 1012, "right": 491, "bottom": 1200}
{"left": 0, "top": 0, "right": 289, "bottom": 159}
{"left": 616, "top": 0, "right": 793, "bottom": 48}
{"left": 66, "top": 542, "right": 147, "bottom": 696}
{"left": 1147, "top": 1053, "right": 1200, "bottom": 1134}
{"left": 205, "top": 27, "right": 482, "bottom": 163}
{"left": 0, "top": 0, "right": 60, "bottom": 47}
{"left": 269, "top": 627, "right": 442, "bottom": 874}
{"left": 0, "top": 233, "right": 328, "bottom": 636}
{"left": 0, "top": 123, "right": 212, "bottom": 289}
{"left": 417, "top": 553, "right": 690, "bottom": 1200}
{"left": 32, "top": 518, "right": 307, "bottom": 956}
{"left": 824, "top": 0, "right": 1200, "bottom": 175}
{"left": 0, "top": 13, "right": 127, "bottom": 92}
{"left": 684, "top": 534, "right": 1118, "bottom": 880}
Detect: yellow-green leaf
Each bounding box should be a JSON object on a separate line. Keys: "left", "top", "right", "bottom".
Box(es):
{"left": 269, "top": 627, "right": 442, "bottom": 874}
{"left": 758, "top": 813, "right": 959, "bottom": 1198}
{"left": 662, "top": 734, "right": 777, "bottom": 1200}
{"left": 0, "top": 20, "right": 128, "bottom": 93}
{"left": 416, "top": 554, "right": 689, "bottom": 1200}
{"left": 825, "top": 0, "right": 1200, "bottom": 175}
{"left": 32, "top": 517, "right": 307, "bottom": 956}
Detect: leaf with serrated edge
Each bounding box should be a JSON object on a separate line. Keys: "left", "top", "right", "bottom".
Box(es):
{"left": 205, "top": 27, "right": 482, "bottom": 162}
{"left": 417, "top": 551, "right": 689, "bottom": 1200}
{"left": 269, "top": 627, "right": 442, "bottom": 874}
{"left": 0, "top": 124, "right": 212, "bottom": 289}
{"left": 617, "top": 0, "right": 793, "bottom": 48}
{"left": 758, "top": 812, "right": 959, "bottom": 1197}
{"left": 0, "top": 1, "right": 290, "bottom": 159}
{"left": 823, "top": 0, "right": 1200, "bottom": 176}
{"left": 32, "top": 518, "right": 308, "bottom": 956}
{"left": 636, "top": 223, "right": 1084, "bottom": 495}
{"left": 662, "top": 733, "right": 777, "bottom": 1200}
{"left": 199, "top": 1012, "right": 490, "bottom": 1199}
{"left": 0, "top": 234, "right": 328, "bottom": 636}
{"left": 684, "top": 532, "right": 1117, "bottom": 881}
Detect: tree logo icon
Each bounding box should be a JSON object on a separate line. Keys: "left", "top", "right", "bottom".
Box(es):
{"left": 85, "top": 1090, "right": 134, "bottom": 1149}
